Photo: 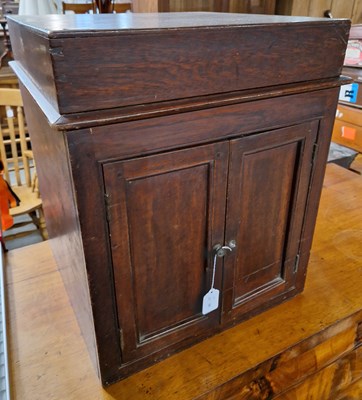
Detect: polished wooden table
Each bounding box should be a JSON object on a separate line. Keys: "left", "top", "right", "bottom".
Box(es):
{"left": 4, "top": 163, "right": 362, "bottom": 399}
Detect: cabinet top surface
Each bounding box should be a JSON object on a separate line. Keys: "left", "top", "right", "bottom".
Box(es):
{"left": 8, "top": 12, "right": 342, "bottom": 37}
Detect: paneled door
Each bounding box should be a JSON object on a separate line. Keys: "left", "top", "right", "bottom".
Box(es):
{"left": 103, "top": 142, "right": 228, "bottom": 363}
{"left": 222, "top": 121, "right": 319, "bottom": 322}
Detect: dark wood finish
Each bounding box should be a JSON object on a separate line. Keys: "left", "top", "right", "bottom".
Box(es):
{"left": 4, "top": 164, "right": 362, "bottom": 399}
{"left": 223, "top": 122, "right": 318, "bottom": 322}
{"left": 7, "top": 13, "right": 350, "bottom": 385}
{"left": 18, "top": 88, "right": 102, "bottom": 377}
{"left": 103, "top": 143, "right": 228, "bottom": 363}
{"left": 7, "top": 13, "right": 348, "bottom": 114}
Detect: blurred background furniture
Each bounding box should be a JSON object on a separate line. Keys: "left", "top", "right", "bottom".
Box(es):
{"left": 276, "top": 0, "right": 362, "bottom": 23}
{"left": 333, "top": 103, "right": 362, "bottom": 154}
{"left": 62, "top": 1, "right": 95, "bottom": 13}
{"left": 158, "top": 0, "right": 275, "bottom": 13}
{"left": 1, "top": 1, "right": 19, "bottom": 15}
{"left": 0, "top": 88, "right": 47, "bottom": 247}
{"left": 129, "top": 0, "right": 362, "bottom": 19}
{"left": 331, "top": 24, "right": 362, "bottom": 175}
{"left": 18, "top": 0, "right": 59, "bottom": 14}
{"left": 112, "top": 2, "right": 131, "bottom": 12}
{"left": 328, "top": 141, "right": 358, "bottom": 170}
{"left": 62, "top": 1, "right": 132, "bottom": 13}
{"left": 0, "top": 66, "right": 17, "bottom": 87}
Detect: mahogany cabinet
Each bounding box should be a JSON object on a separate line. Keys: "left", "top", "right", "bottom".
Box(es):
{"left": 7, "top": 13, "right": 349, "bottom": 385}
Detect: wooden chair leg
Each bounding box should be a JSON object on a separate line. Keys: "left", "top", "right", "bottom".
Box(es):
{"left": 28, "top": 209, "right": 48, "bottom": 241}
{"left": 38, "top": 208, "right": 48, "bottom": 240}
{"left": 0, "top": 236, "right": 7, "bottom": 252}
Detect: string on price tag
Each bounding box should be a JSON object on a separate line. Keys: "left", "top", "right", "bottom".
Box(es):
{"left": 202, "top": 252, "right": 220, "bottom": 315}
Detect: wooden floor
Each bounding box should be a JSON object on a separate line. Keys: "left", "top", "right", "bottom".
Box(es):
{"left": 3, "top": 163, "right": 362, "bottom": 400}
{"left": 3, "top": 215, "right": 43, "bottom": 250}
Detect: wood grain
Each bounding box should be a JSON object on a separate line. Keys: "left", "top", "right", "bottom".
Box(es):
{"left": 102, "top": 143, "right": 228, "bottom": 372}
{"left": 7, "top": 11, "right": 349, "bottom": 386}
{"left": 7, "top": 14, "right": 349, "bottom": 114}
{"left": 19, "top": 85, "right": 101, "bottom": 381}
{"left": 273, "top": 347, "right": 362, "bottom": 399}
{"left": 62, "top": 86, "right": 339, "bottom": 383}
{"left": 5, "top": 164, "right": 362, "bottom": 399}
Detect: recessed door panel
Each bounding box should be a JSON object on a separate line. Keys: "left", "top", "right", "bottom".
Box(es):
{"left": 127, "top": 164, "right": 208, "bottom": 339}
{"left": 223, "top": 121, "right": 318, "bottom": 321}
{"left": 103, "top": 142, "right": 228, "bottom": 363}
{"left": 233, "top": 141, "right": 299, "bottom": 298}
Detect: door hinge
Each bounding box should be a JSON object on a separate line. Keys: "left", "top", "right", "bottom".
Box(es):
{"left": 104, "top": 192, "right": 111, "bottom": 222}
{"left": 294, "top": 254, "right": 300, "bottom": 273}
{"left": 311, "top": 143, "right": 319, "bottom": 165}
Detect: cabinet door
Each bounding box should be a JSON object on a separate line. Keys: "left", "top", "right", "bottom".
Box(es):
{"left": 103, "top": 143, "right": 228, "bottom": 363}
{"left": 222, "top": 121, "right": 318, "bottom": 323}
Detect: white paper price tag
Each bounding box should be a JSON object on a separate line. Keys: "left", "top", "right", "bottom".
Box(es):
{"left": 202, "top": 288, "right": 219, "bottom": 315}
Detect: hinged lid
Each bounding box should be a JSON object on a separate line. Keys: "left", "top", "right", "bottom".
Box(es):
{"left": 8, "top": 13, "right": 350, "bottom": 116}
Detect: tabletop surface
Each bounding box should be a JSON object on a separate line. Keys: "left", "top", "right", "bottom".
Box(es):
{"left": 4, "top": 163, "right": 362, "bottom": 399}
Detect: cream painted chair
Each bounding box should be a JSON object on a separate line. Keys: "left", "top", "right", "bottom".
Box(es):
{"left": 62, "top": 1, "right": 95, "bottom": 13}
{"left": 0, "top": 88, "right": 47, "bottom": 243}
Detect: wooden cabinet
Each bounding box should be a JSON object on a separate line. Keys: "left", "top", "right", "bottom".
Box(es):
{"left": 103, "top": 121, "right": 317, "bottom": 363}
{"left": 7, "top": 13, "right": 349, "bottom": 385}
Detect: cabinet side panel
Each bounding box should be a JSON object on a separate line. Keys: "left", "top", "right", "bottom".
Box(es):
{"left": 8, "top": 21, "right": 59, "bottom": 113}
{"left": 298, "top": 88, "right": 340, "bottom": 282}
{"left": 19, "top": 86, "right": 99, "bottom": 377}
